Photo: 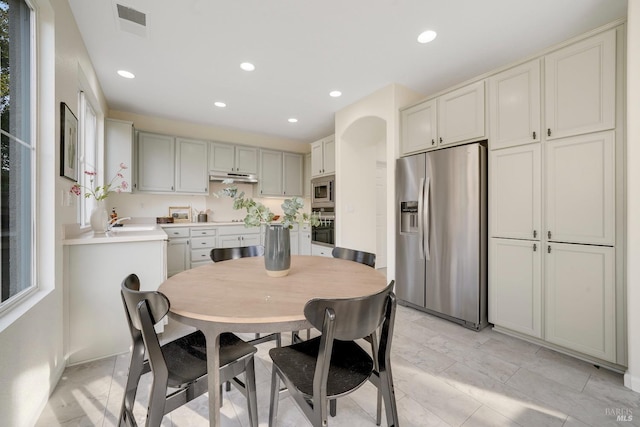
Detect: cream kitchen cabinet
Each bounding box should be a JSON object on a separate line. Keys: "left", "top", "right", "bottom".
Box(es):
{"left": 209, "top": 142, "right": 258, "bottom": 175}
{"left": 545, "top": 131, "right": 615, "bottom": 246}
{"left": 401, "top": 99, "right": 437, "bottom": 154}
{"left": 311, "top": 135, "right": 335, "bottom": 178}
{"left": 166, "top": 227, "right": 190, "bottom": 277}
{"left": 136, "top": 132, "right": 208, "bottom": 194}
{"left": 304, "top": 153, "right": 311, "bottom": 197}
{"left": 258, "top": 149, "right": 303, "bottom": 197}
{"left": 489, "top": 238, "right": 542, "bottom": 338}
{"left": 437, "top": 80, "right": 486, "bottom": 147}
{"left": 137, "top": 132, "right": 175, "bottom": 192}
{"left": 545, "top": 242, "right": 615, "bottom": 362}
{"left": 218, "top": 225, "right": 261, "bottom": 248}
{"left": 299, "top": 223, "right": 312, "bottom": 255}
{"left": 176, "top": 138, "right": 209, "bottom": 194}
{"left": 311, "top": 243, "right": 332, "bottom": 257}
{"left": 545, "top": 29, "right": 616, "bottom": 141}
{"left": 105, "top": 118, "right": 134, "bottom": 193}
{"left": 400, "top": 81, "right": 485, "bottom": 155}
{"left": 190, "top": 227, "right": 217, "bottom": 268}
{"left": 489, "top": 144, "right": 541, "bottom": 240}
{"left": 488, "top": 60, "right": 541, "bottom": 150}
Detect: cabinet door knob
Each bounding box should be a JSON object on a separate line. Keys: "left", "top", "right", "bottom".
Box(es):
{"left": 533, "top": 243, "right": 537, "bottom": 252}
{"left": 532, "top": 131, "right": 536, "bottom": 139}
{"left": 533, "top": 230, "right": 537, "bottom": 238}
{"left": 431, "top": 139, "right": 435, "bottom": 145}
{"left": 547, "top": 231, "right": 552, "bottom": 239}
{"left": 548, "top": 245, "right": 551, "bottom": 254}
{"left": 439, "top": 137, "right": 443, "bottom": 143}
{"left": 547, "top": 128, "right": 551, "bottom": 137}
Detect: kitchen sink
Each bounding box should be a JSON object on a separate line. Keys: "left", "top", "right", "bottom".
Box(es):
{"left": 110, "top": 224, "right": 158, "bottom": 232}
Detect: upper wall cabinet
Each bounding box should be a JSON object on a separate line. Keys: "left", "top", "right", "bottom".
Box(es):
{"left": 105, "top": 118, "right": 134, "bottom": 193}
{"left": 258, "top": 150, "right": 303, "bottom": 197}
{"left": 401, "top": 81, "right": 485, "bottom": 155}
{"left": 136, "top": 131, "right": 208, "bottom": 194}
{"left": 209, "top": 142, "right": 258, "bottom": 175}
{"left": 437, "top": 80, "right": 486, "bottom": 147}
{"left": 544, "top": 29, "right": 616, "bottom": 140}
{"left": 311, "top": 135, "right": 335, "bottom": 178}
{"left": 137, "top": 132, "right": 175, "bottom": 192}
{"left": 401, "top": 99, "right": 437, "bottom": 154}
{"left": 489, "top": 60, "right": 541, "bottom": 150}
{"left": 176, "top": 138, "right": 209, "bottom": 193}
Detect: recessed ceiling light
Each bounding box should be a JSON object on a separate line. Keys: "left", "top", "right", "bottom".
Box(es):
{"left": 288, "top": 118, "right": 298, "bottom": 123}
{"left": 214, "top": 101, "right": 227, "bottom": 108}
{"left": 329, "top": 90, "right": 342, "bottom": 98}
{"left": 117, "top": 70, "right": 135, "bottom": 79}
{"left": 417, "top": 30, "right": 437, "bottom": 44}
{"left": 240, "top": 62, "right": 255, "bottom": 71}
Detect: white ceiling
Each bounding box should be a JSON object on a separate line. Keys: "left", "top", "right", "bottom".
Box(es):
{"left": 67, "top": 0, "right": 627, "bottom": 144}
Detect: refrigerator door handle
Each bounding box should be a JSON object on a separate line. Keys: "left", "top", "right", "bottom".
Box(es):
{"left": 424, "top": 177, "right": 431, "bottom": 261}
{"left": 418, "top": 177, "right": 425, "bottom": 260}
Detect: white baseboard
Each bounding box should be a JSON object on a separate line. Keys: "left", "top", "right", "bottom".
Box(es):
{"left": 624, "top": 371, "right": 640, "bottom": 392}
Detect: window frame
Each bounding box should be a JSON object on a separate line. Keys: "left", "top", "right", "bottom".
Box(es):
{"left": 0, "top": 0, "right": 38, "bottom": 314}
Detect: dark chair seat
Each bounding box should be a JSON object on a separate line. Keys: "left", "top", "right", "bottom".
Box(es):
{"left": 269, "top": 337, "right": 373, "bottom": 398}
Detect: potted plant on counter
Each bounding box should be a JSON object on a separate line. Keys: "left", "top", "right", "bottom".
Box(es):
{"left": 215, "top": 180, "right": 320, "bottom": 277}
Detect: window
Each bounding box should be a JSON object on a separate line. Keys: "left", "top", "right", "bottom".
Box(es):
{"left": 0, "top": 0, "right": 35, "bottom": 307}
{"left": 78, "top": 91, "right": 97, "bottom": 226}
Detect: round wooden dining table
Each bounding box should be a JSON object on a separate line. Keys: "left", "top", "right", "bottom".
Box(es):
{"left": 158, "top": 255, "right": 388, "bottom": 427}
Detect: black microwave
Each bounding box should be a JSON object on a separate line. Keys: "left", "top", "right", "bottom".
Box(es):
{"left": 311, "top": 175, "right": 335, "bottom": 208}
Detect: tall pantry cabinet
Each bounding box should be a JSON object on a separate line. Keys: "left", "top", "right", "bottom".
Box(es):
{"left": 488, "top": 26, "right": 625, "bottom": 367}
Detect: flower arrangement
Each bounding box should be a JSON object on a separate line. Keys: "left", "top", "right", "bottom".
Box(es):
{"left": 215, "top": 179, "right": 320, "bottom": 228}
{"left": 70, "top": 163, "right": 129, "bottom": 201}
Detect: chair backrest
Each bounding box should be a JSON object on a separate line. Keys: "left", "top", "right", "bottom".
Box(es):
{"left": 331, "top": 246, "right": 376, "bottom": 268}
{"left": 121, "top": 273, "right": 170, "bottom": 331}
{"left": 304, "top": 281, "right": 395, "bottom": 341}
{"left": 210, "top": 245, "right": 265, "bottom": 262}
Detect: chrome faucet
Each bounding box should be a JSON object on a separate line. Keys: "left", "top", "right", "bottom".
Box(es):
{"left": 108, "top": 216, "right": 132, "bottom": 230}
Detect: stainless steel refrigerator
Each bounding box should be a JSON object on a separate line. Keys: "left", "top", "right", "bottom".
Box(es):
{"left": 396, "top": 142, "right": 488, "bottom": 330}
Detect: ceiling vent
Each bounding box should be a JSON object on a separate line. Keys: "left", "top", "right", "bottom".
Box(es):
{"left": 114, "top": 3, "right": 147, "bottom": 37}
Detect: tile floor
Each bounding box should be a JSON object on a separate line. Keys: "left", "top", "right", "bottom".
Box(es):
{"left": 36, "top": 304, "right": 640, "bottom": 427}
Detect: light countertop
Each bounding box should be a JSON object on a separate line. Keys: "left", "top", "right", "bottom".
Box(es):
{"left": 62, "top": 225, "right": 168, "bottom": 246}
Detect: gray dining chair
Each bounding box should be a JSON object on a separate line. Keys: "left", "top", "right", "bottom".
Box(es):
{"left": 331, "top": 246, "right": 376, "bottom": 268}
{"left": 119, "top": 274, "right": 259, "bottom": 427}
{"left": 268, "top": 280, "right": 399, "bottom": 427}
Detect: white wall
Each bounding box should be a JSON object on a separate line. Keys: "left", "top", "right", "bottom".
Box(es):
{"left": 334, "top": 84, "right": 423, "bottom": 280}
{"left": 0, "top": 0, "right": 109, "bottom": 424}
{"left": 625, "top": 0, "right": 640, "bottom": 393}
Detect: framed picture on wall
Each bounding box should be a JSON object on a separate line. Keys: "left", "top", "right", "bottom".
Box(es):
{"left": 169, "top": 206, "right": 192, "bottom": 223}
{"left": 60, "top": 102, "right": 78, "bottom": 181}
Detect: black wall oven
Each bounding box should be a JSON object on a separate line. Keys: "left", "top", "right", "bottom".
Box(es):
{"left": 311, "top": 212, "right": 335, "bottom": 247}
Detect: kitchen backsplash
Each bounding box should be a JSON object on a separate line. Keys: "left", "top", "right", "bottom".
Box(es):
{"left": 107, "top": 182, "right": 310, "bottom": 222}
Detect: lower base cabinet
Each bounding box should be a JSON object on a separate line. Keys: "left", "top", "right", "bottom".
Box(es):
{"left": 490, "top": 238, "right": 617, "bottom": 364}
{"left": 166, "top": 227, "right": 190, "bottom": 277}
{"left": 545, "top": 242, "right": 615, "bottom": 362}
{"left": 489, "top": 238, "right": 542, "bottom": 338}
{"left": 312, "top": 244, "right": 333, "bottom": 257}
{"left": 66, "top": 240, "right": 166, "bottom": 364}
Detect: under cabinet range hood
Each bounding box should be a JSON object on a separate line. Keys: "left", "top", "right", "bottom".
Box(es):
{"left": 209, "top": 172, "right": 258, "bottom": 183}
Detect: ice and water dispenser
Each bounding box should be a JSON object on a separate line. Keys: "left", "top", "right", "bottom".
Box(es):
{"left": 399, "top": 201, "right": 418, "bottom": 234}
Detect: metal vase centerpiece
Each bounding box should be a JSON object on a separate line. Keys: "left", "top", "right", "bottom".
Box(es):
{"left": 264, "top": 224, "right": 291, "bottom": 277}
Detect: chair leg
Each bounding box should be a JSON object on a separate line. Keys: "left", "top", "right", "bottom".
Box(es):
{"left": 119, "top": 347, "right": 146, "bottom": 427}
{"left": 379, "top": 368, "right": 399, "bottom": 427}
{"left": 329, "top": 399, "right": 337, "bottom": 417}
{"left": 369, "top": 330, "right": 382, "bottom": 426}
{"left": 245, "top": 357, "right": 259, "bottom": 427}
{"left": 269, "top": 367, "right": 281, "bottom": 427}
{"left": 146, "top": 375, "right": 169, "bottom": 427}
